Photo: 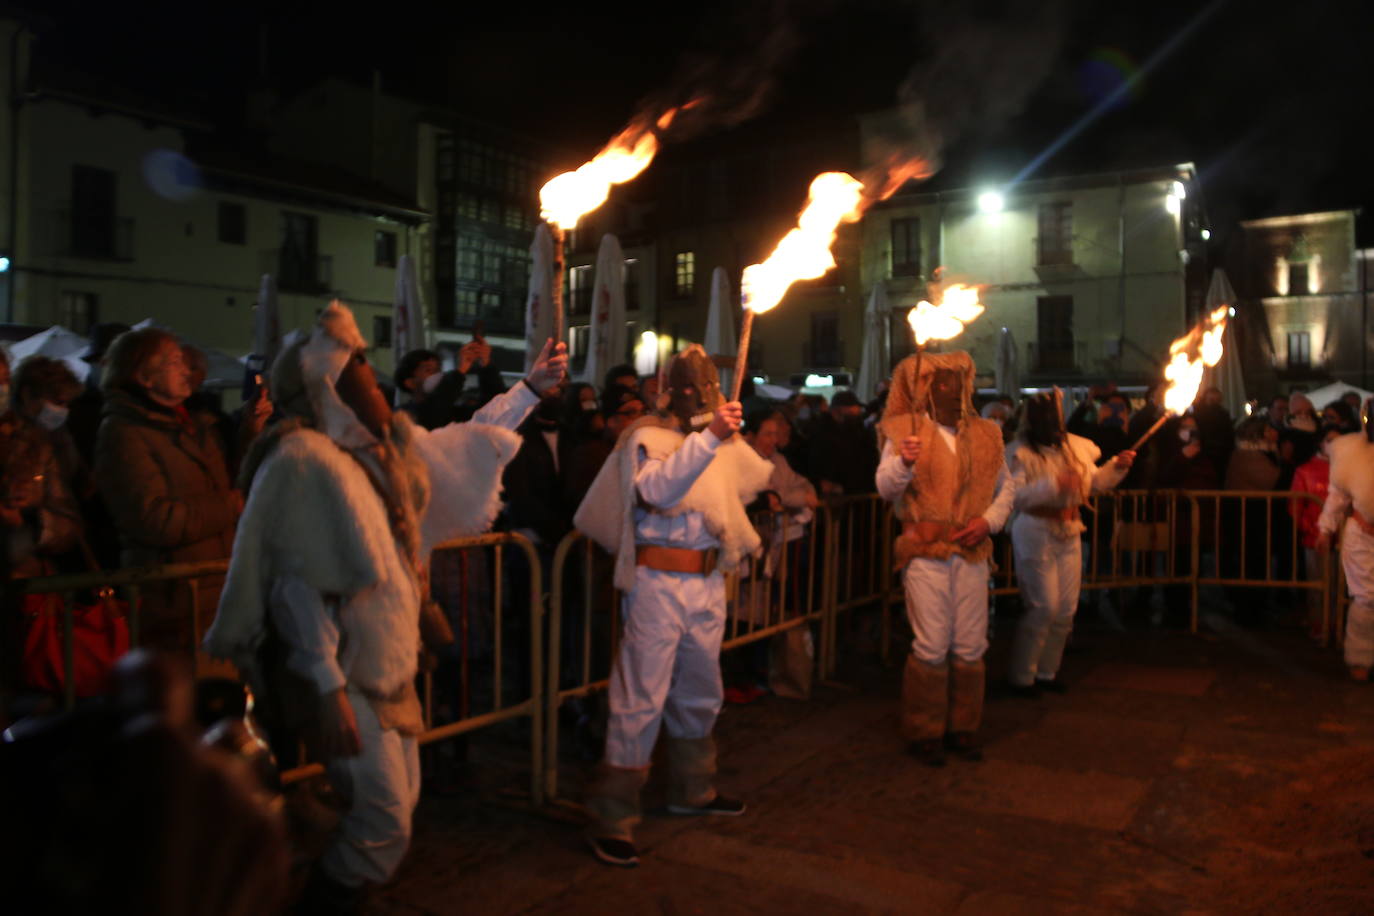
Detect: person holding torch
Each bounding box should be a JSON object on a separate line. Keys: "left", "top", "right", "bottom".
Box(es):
{"left": 1004, "top": 392, "right": 1134, "bottom": 695}
{"left": 875, "top": 347, "right": 1014, "bottom": 767}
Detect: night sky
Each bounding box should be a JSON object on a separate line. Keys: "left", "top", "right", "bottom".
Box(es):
{"left": 23, "top": 0, "right": 1374, "bottom": 246}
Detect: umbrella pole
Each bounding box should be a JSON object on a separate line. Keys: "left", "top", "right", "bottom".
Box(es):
{"left": 731, "top": 307, "right": 755, "bottom": 403}
{"left": 550, "top": 224, "right": 566, "bottom": 349}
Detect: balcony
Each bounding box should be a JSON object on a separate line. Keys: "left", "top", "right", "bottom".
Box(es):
{"left": 1032, "top": 236, "right": 1075, "bottom": 271}
{"left": 261, "top": 249, "right": 334, "bottom": 294}
{"left": 55, "top": 208, "right": 135, "bottom": 261}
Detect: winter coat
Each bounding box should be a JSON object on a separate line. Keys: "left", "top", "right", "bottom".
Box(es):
{"left": 1289, "top": 457, "right": 1330, "bottom": 549}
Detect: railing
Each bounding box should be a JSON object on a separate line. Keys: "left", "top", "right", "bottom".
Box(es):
{"left": 7, "top": 490, "right": 1346, "bottom": 809}
{"left": 260, "top": 249, "right": 334, "bottom": 293}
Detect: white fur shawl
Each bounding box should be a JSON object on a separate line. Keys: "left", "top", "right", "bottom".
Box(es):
{"left": 1330, "top": 433, "right": 1374, "bottom": 519}
{"left": 1006, "top": 433, "right": 1125, "bottom": 537}
{"left": 574, "top": 423, "right": 774, "bottom": 591}
{"left": 205, "top": 419, "right": 520, "bottom": 695}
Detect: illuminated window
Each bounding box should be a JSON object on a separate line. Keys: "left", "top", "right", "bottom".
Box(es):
{"left": 1037, "top": 202, "right": 1073, "bottom": 266}
{"left": 890, "top": 217, "right": 921, "bottom": 277}
{"left": 674, "top": 251, "right": 695, "bottom": 296}
{"left": 1287, "top": 331, "right": 1311, "bottom": 369}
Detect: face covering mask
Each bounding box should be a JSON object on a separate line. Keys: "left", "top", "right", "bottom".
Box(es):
{"left": 797, "top": 408, "right": 812, "bottom": 422}
{"left": 37, "top": 400, "right": 70, "bottom": 431}
{"left": 421, "top": 372, "right": 443, "bottom": 395}
{"left": 581, "top": 400, "right": 598, "bottom": 412}
{"left": 0, "top": 384, "right": 9, "bottom": 415}
{"left": 1179, "top": 428, "right": 1195, "bottom": 443}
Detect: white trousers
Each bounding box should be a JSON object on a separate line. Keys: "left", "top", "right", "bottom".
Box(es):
{"left": 1341, "top": 519, "right": 1374, "bottom": 669}
{"left": 1008, "top": 515, "right": 1083, "bottom": 686}
{"left": 321, "top": 688, "right": 422, "bottom": 888}
{"left": 605, "top": 566, "right": 727, "bottom": 768}
{"left": 903, "top": 554, "right": 990, "bottom": 665}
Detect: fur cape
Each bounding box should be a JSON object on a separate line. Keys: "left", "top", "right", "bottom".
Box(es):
{"left": 1006, "top": 432, "right": 1124, "bottom": 538}
{"left": 878, "top": 350, "right": 1005, "bottom": 564}
{"left": 206, "top": 413, "right": 519, "bottom": 696}
{"left": 1330, "top": 432, "right": 1374, "bottom": 520}
{"left": 573, "top": 416, "right": 774, "bottom": 591}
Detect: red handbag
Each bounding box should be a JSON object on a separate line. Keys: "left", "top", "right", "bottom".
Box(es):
{"left": 20, "top": 587, "right": 131, "bottom": 698}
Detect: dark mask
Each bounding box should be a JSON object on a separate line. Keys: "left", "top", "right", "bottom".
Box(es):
{"left": 929, "top": 368, "right": 963, "bottom": 428}
{"left": 535, "top": 396, "right": 562, "bottom": 427}
{"left": 667, "top": 345, "right": 723, "bottom": 430}
{"left": 1021, "top": 394, "right": 1063, "bottom": 450}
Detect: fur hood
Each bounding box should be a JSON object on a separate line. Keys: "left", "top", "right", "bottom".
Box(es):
{"left": 573, "top": 418, "right": 773, "bottom": 591}
{"left": 1330, "top": 432, "right": 1374, "bottom": 518}
{"left": 879, "top": 349, "right": 979, "bottom": 450}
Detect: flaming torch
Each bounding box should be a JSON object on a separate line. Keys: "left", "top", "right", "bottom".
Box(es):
{"left": 1130, "top": 306, "right": 1230, "bottom": 450}
{"left": 734, "top": 172, "right": 866, "bottom": 401}
{"left": 539, "top": 107, "right": 687, "bottom": 346}
{"left": 904, "top": 282, "right": 985, "bottom": 425}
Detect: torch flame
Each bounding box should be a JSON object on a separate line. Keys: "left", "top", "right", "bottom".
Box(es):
{"left": 741, "top": 172, "right": 866, "bottom": 315}
{"left": 906, "top": 284, "right": 985, "bottom": 346}
{"left": 540, "top": 109, "right": 681, "bottom": 230}
{"left": 1161, "top": 306, "right": 1229, "bottom": 415}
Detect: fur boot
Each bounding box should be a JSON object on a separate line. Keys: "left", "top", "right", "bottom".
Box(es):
{"left": 948, "top": 657, "right": 986, "bottom": 734}
{"left": 586, "top": 764, "right": 650, "bottom": 842}
{"left": 666, "top": 736, "right": 718, "bottom": 808}
{"left": 900, "top": 656, "right": 948, "bottom": 742}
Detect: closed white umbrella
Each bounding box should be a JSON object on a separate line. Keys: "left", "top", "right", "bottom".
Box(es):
{"left": 393, "top": 255, "right": 427, "bottom": 369}
{"left": 583, "top": 233, "right": 627, "bottom": 387}
{"left": 854, "top": 283, "right": 889, "bottom": 402}
{"left": 995, "top": 326, "right": 1020, "bottom": 398}
{"left": 525, "top": 224, "right": 554, "bottom": 373}
{"left": 704, "top": 266, "right": 738, "bottom": 394}
{"left": 253, "top": 273, "right": 281, "bottom": 375}
{"left": 1200, "top": 268, "right": 1246, "bottom": 420}
{"left": 6, "top": 325, "right": 91, "bottom": 382}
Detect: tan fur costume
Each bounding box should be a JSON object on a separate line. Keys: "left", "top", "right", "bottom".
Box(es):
{"left": 878, "top": 350, "right": 1004, "bottom": 567}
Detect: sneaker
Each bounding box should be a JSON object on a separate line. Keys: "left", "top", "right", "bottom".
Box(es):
{"left": 908, "top": 737, "right": 947, "bottom": 767}
{"left": 668, "top": 794, "right": 747, "bottom": 816}
{"left": 944, "top": 731, "right": 984, "bottom": 762}
{"left": 587, "top": 834, "right": 640, "bottom": 867}
{"left": 1350, "top": 666, "right": 1371, "bottom": 683}
{"left": 1037, "top": 678, "right": 1068, "bottom": 695}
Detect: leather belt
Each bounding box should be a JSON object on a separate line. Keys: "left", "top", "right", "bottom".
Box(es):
{"left": 636, "top": 545, "right": 719, "bottom": 575}
{"left": 1353, "top": 509, "right": 1374, "bottom": 537}
{"left": 1025, "top": 506, "right": 1078, "bottom": 522}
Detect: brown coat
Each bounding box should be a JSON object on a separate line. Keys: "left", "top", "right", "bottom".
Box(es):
{"left": 95, "top": 388, "right": 238, "bottom": 568}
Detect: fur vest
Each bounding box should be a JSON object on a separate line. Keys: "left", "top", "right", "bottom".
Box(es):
{"left": 1330, "top": 433, "right": 1374, "bottom": 521}
{"left": 573, "top": 417, "right": 774, "bottom": 591}
{"left": 206, "top": 415, "right": 519, "bottom": 697}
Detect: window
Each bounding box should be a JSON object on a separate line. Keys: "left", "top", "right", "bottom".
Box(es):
{"left": 1037, "top": 202, "right": 1073, "bottom": 266}
{"left": 625, "top": 259, "right": 640, "bottom": 310}
{"left": 59, "top": 291, "right": 98, "bottom": 334}
{"left": 1036, "top": 295, "right": 1075, "bottom": 369}
{"left": 218, "top": 202, "right": 246, "bottom": 245}
{"left": 810, "top": 310, "right": 841, "bottom": 366}
{"left": 1287, "top": 331, "right": 1311, "bottom": 369}
{"left": 1287, "top": 262, "right": 1309, "bottom": 296}
{"left": 373, "top": 315, "right": 393, "bottom": 347}
{"left": 570, "top": 265, "right": 593, "bottom": 316}
{"left": 674, "top": 251, "right": 695, "bottom": 296}
{"left": 70, "top": 165, "right": 117, "bottom": 258}
{"left": 375, "top": 230, "right": 397, "bottom": 268}
{"left": 279, "top": 212, "right": 321, "bottom": 292}
{"left": 890, "top": 217, "right": 921, "bottom": 277}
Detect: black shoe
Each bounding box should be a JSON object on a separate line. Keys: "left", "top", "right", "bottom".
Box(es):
{"left": 588, "top": 834, "right": 640, "bottom": 867}
{"left": 908, "top": 737, "right": 947, "bottom": 767}
{"left": 1003, "top": 681, "right": 1040, "bottom": 699}
{"left": 1037, "top": 678, "right": 1068, "bottom": 695}
{"left": 944, "top": 731, "right": 984, "bottom": 762}
{"left": 668, "top": 794, "right": 746, "bottom": 816}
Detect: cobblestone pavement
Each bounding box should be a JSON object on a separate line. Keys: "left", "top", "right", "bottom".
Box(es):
{"left": 369, "top": 607, "right": 1374, "bottom": 915}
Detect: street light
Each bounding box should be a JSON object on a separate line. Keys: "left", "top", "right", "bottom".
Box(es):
{"left": 977, "top": 190, "right": 1004, "bottom": 213}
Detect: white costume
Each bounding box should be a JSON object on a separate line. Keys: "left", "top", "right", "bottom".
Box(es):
{"left": 206, "top": 303, "right": 531, "bottom": 888}
{"left": 1317, "top": 432, "right": 1374, "bottom": 670}
{"left": 574, "top": 383, "right": 771, "bottom": 846}
{"left": 1004, "top": 433, "right": 1127, "bottom": 687}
